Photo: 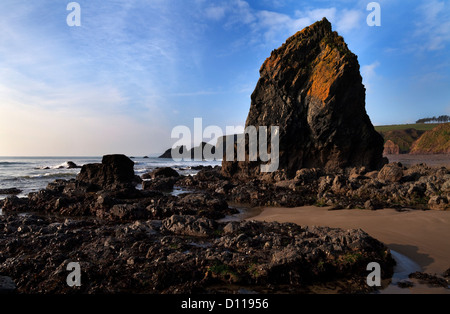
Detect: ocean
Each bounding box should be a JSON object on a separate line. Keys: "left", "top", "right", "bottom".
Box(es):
{"left": 0, "top": 156, "right": 221, "bottom": 201}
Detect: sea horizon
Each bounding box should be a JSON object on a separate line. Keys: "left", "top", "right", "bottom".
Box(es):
{"left": 0, "top": 156, "right": 221, "bottom": 200}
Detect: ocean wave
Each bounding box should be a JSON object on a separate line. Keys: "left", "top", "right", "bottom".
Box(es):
{"left": 0, "top": 161, "right": 27, "bottom": 166}
{"left": 20, "top": 173, "right": 77, "bottom": 180}
{"left": 35, "top": 161, "right": 81, "bottom": 170}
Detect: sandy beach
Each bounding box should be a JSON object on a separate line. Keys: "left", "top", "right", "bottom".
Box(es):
{"left": 250, "top": 206, "right": 450, "bottom": 293}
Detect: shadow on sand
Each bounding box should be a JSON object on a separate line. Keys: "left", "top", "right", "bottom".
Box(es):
{"left": 387, "top": 243, "right": 434, "bottom": 271}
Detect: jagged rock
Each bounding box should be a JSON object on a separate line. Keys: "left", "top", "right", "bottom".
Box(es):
{"left": 76, "top": 154, "right": 135, "bottom": 190}
{"left": 377, "top": 163, "right": 403, "bottom": 182}
{"left": 409, "top": 272, "right": 450, "bottom": 288}
{"left": 0, "top": 214, "right": 395, "bottom": 293}
{"left": 428, "top": 195, "right": 449, "bottom": 211}
{"left": 162, "top": 215, "right": 218, "bottom": 237}
{"left": 222, "top": 18, "right": 385, "bottom": 179}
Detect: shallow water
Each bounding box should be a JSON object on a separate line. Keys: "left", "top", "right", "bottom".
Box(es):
{"left": 218, "top": 203, "right": 263, "bottom": 222}
{"left": 379, "top": 250, "right": 421, "bottom": 294}
{"left": 380, "top": 251, "right": 450, "bottom": 293}
{"left": 385, "top": 154, "right": 450, "bottom": 167}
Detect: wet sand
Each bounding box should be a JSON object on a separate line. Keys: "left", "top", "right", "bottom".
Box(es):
{"left": 384, "top": 154, "right": 450, "bottom": 167}
{"left": 249, "top": 206, "right": 450, "bottom": 293}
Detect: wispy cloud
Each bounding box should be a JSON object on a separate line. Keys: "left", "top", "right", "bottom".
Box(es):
{"left": 336, "top": 9, "right": 364, "bottom": 33}
{"left": 205, "top": 5, "right": 227, "bottom": 21}
{"left": 414, "top": 0, "right": 450, "bottom": 51}
{"left": 205, "top": 0, "right": 364, "bottom": 49}
{"left": 0, "top": 1, "right": 180, "bottom": 155}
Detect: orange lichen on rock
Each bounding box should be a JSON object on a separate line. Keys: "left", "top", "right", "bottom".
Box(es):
{"left": 307, "top": 47, "right": 339, "bottom": 103}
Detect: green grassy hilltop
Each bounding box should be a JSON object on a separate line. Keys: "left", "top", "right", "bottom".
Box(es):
{"left": 375, "top": 123, "right": 450, "bottom": 154}
{"left": 374, "top": 123, "right": 439, "bottom": 133}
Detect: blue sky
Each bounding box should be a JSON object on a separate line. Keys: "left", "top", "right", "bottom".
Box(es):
{"left": 0, "top": 0, "right": 449, "bottom": 156}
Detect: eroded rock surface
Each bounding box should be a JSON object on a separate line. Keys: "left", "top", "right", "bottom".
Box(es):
{"left": 0, "top": 214, "right": 394, "bottom": 294}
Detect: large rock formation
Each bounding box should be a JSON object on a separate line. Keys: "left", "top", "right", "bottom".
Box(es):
{"left": 222, "top": 18, "right": 385, "bottom": 178}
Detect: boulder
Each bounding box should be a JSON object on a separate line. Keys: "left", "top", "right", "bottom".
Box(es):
{"left": 377, "top": 163, "right": 403, "bottom": 182}
{"left": 142, "top": 177, "right": 178, "bottom": 191}
{"left": 148, "top": 167, "right": 180, "bottom": 179}
{"left": 162, "top": 215, "right": 218, "bottom": 237}
{"left": 66, "top": 161, "right": 81, "bottom": 169}
{"left": 428, "top": 195, "right": 449, "bottom": 211}
{"left": 76, "top": 154, "right": 135, "bottom": 190}
{"left": 222, "top": 18, "right": 385, "bottom": 179}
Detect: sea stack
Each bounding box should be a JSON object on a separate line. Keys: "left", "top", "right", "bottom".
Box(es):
{"left": 222, "top": 18, "right": 385, "bottom": 178}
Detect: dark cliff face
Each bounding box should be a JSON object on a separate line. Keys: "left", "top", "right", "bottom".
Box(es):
{"left": 222, "top": 18, "right": 385, "bottom": 178}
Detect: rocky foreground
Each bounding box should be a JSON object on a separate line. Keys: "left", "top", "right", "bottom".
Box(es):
{"left": 0, "top": 155, "right": 396, "bottom": 294}
{"left": 0, "top": 213, "right": 393, "bottom": 294}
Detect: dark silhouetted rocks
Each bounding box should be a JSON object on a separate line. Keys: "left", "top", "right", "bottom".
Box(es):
{"left": 77, "top": 154, "right": 136, "bottom": 190}
{"left": 67, "top": 161, "right": 81, "bottom": 169}
{"left": 159, "top": 145, "right": 187, "bottom": 159}
{"left": 0, "top": 188, "right": 22, "bottom": 195}
{"left": 147, "top": 167, "right": 180, "bottom": 179}
{"left": 0, "top": 213, "right": 394, "bottom": 294}
{"left": 159, "top": 142, "right": 217, "bottom": 160}
{"left": 409, "top": 272, "right": 450, "bottom": 288}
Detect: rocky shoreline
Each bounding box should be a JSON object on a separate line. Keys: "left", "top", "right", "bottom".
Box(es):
{"left": 0, "top": 154, "right": 396, "bottom": 294}
{"left": 176, "top": 162, "right": 450, "bottom": 211}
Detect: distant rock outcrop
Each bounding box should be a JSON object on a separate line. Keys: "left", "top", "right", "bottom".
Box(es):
{"left": 222, "top": 18, "right": 385, "bottom": 179}
{"left": 159, "top": 145, "right": 188, "bottom": 159}
{"left": 410, "top": 123, "right": 450, "bottom": 154}
{"left": 67, "top": 161, "right": 81, "bottom": 169}
{"left": 383, "top": 140, "right": 400, "bottom": 155}
{"left": 159, "top": 142, "right": 217, "bottom": 160}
